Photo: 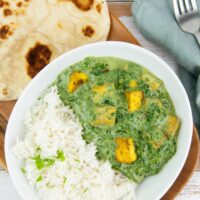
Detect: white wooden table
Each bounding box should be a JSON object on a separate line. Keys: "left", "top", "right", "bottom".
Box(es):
{"left": 0, "top": 1, "right": 199, "bottom": 199}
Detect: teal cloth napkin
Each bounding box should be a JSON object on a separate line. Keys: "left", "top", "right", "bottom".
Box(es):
{"left": 132, "top": 0, "right": 200, "bottom": 133}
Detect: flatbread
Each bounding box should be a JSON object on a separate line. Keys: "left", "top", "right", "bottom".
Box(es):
{"left": 37, "top": 0, "right": 110, "bottom": 51}
{"left": 0, "top": 32, "right": 61, "bottom": 100}
{"left": 0, "top": 0, "right": 110, "bottom": 100}
{"left": 0, "top": 0, "right": 49, "bottom": 51}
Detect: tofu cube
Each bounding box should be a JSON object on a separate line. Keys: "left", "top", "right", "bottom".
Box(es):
{"left": 68, "top": 71, "right": 88, "bottom": 93}
{"left": 144, "top": 98, "right": 162, "bottom": 108}
{"left": 92, "top": 105, "right": 116, "bottom": 127}
{"left": 144, "top": 129, "right": 167, "bottom": 149}
{"left": 115, "top": 138, "right": 137, "bottom": 164}
{"left": 126, "top": 91, "right": 143, "bottom": 112}
{"left": 165, "top": 116, "right": 180, "bottom": 137}
{"left": 92, "top": 83, "right": 115, "bottom": 104}
{"left": 129, "top": 80, "right": 138, "bottom": 88}
{"left": 142, "top": 73, "right": 162, "bottom": 90}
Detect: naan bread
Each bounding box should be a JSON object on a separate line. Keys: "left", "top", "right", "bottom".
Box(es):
{"left": 0, "top": 32, "right": 61, "bottom": 100}
{"left": 37, "top": 0, "right": 110, "bottom": 51}
{"left": 0, "top": 0, "right": 110, "bottom": 100}
{"left": 0, "top": 0, "right": 49, "bottom": 51}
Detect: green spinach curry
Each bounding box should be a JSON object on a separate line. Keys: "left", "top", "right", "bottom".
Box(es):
{"left": 55, "top": 57, "right": 180, "bottom": 183}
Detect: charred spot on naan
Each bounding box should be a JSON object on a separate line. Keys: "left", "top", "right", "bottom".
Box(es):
{"left": 0, "top": 1, "right": 3, "bottom": 7}
{"left": 82, "top": 25, "right": 95, "bottom": 37}
{"left": 0, "top": 0, "right": 28, "bottom": 17}
{"left": 0, "top": 0, "right": 9, "bottom": 8}
{"left": 96, "top": 3, "right": 101, "bottom": 13}
{"left": 0, "top": 25, "right": 12, "bottom": 39}
{"left": 14, "top": 9, "right": 25, "bottom": 16}
{"left": 16, "top": 2, "right": 23, "bottom": 7}
{"left": 57, "top": 22, "right": 64, "bottom": 29}
{"left": 17, "top": 1, "right": 29, "bottom": 8}
{"left": 2, "top": 88, "right": 8, "bottom": 96}
{"left": 3, "top": 8, "right": 12, "bottom": 16}
{"left": 60, "top": 0, "right": 93, "bottom": 11}
{"left": 26, "top": 43, "right": 52, "bottom": 78}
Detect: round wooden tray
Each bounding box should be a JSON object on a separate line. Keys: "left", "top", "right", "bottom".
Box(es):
{"left": 0, "top": 14, "right": 199, "bottom": 199}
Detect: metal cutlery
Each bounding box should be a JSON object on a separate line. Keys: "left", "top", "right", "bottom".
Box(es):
{"left": 173, "top": 0, "right": 200, "bottom": 45}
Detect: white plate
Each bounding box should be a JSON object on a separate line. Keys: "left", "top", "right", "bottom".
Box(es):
{"left": 5, "top": 41, "right": 193, "bottom": 200}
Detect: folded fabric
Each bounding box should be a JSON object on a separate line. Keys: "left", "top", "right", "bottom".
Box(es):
{"left": 132, "top": 0, "right": 200, "bottom": 133}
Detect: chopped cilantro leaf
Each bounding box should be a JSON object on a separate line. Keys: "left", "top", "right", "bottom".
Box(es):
{"left": 74, "top": 158, "right": 80, "bottom": 163}
{"left": 46, "top": 182, "right": 55, "bottom": 188}
{"left": 20, "top": 167, "right": 26, "bottom": 174}
{"left": 34, "top": 155, "right": 45, "bottom": 170}
{"left": 44, "top": 158, "right": 55, "bottom": 167}
{"left": 83, "top": 187, "right": 89, "bottom": 193}
{"left": 63, "top": 177, "right": 67, "bottom": 184}
{"left": 36, "top": 176, "right": 42, "bottom": 182}
{"left": 56, "top": 150, "right": 65, "bottom": 161}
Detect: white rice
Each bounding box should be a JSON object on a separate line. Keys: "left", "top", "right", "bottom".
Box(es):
{"left": 13, "top": 86, "right": 137, "bottom": 200}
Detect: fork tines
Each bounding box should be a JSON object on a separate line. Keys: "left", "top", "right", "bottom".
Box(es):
{"left": 174, "top": 0, "right": 198, "bottom": 16}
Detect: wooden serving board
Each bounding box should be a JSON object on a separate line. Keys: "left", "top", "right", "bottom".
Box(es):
{"left": 0, "top": 14, "right": 199, "bottom": 199}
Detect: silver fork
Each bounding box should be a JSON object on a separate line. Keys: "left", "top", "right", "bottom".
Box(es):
{"left": 173, "top": 0, "right": 200, "bottom": 45}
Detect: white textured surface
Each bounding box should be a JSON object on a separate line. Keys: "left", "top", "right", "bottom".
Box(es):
{"left": 0, "top": 170, "right": 21, "bottom": 200}
{"left": 0, "top": 14, "right": 199, "bottom": 200}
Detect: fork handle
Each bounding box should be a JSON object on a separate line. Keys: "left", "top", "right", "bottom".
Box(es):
{"left": 194, "top": 31, "right": 200, "bottom": 46}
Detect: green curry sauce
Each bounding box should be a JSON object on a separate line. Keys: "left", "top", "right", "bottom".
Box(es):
{"left": 55, "top": 57, "right": 180, "bottom": 183}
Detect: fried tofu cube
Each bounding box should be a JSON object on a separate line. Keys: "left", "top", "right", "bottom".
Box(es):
{"left": 142, "top": 73, "right": 162, "bottom": 90}
{"left": 165, "top": 116, "right": 180, "bottom": 137}
{"left": 92, "top": 106, "right": 116, "bottom": 126}
{"left": 92, "top": 83, "right": 115, "bottom": 104}
{"left": 152, "top": 138, "right": 166, "bottom": 149}
{"left": 126, "top": 91, "right": 143, "bottom": 112}
{"left": 129, "top": 80, "right": 138, "bottom": 88}
{"left": 144, "top": 129, "right": 167, "bottom": 149}
{"left": 68, "top": 71, "right": 88, "bottom": 93}
{"left": 144, "top": 98, "right": 162, "bottom": 108}
{"left": 92, "top": 84, "right": 108, "bottom": 94}
{"left": 115, "top": 138, "right": 137, "bottom": 164}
